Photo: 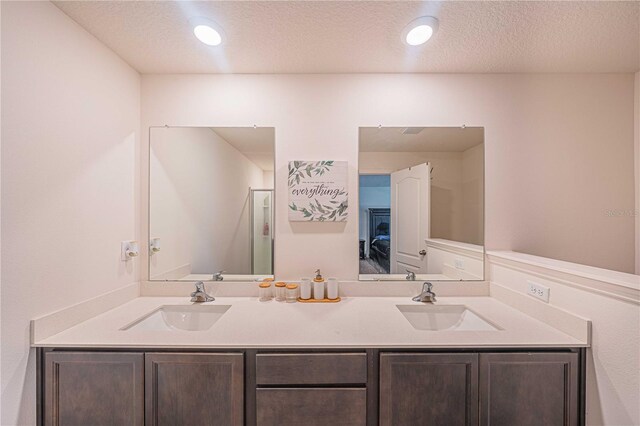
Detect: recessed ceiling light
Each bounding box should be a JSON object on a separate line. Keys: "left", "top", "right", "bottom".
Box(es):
{"left": 190, "top": 17, "right": 224, "bottom": 46}
{"left": 402, "top": 16, "right": 439, "bottom": 46}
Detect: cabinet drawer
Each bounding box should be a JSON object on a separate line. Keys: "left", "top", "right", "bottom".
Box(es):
{"left": 256, "top": 353, "right": 367, "bottom": 385}
{"left": 256, "top": 388, "right": 366, "bottom": 426}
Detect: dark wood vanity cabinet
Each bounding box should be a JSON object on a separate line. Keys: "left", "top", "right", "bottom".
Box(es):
{"left": 379, "top": 351, "right": 581, "bottom": 426}
{"left": 145, "top": 353, "right": 244, "bottom": 426}
{"left": 255, "top": 353, "right": 368, "bottom": 426}
{"left": 379, "top": 353, "right": 479, "bottom": 426}
{"left": 479, "top": 352, "right": 580, "bottom": 426}
{"left": 256, "top": 388, "right": 367, "bottom": 426}
{"left": 43, "top": 352, "right": 144, "bottom": 426}
{"left": 41, "top": 351, "right": 243, "bottom": 426}
{"left": 39, "top": 348, "right": 584, "bottom": 426}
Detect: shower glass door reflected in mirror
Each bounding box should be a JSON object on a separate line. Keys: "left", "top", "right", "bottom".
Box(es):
{"left": 250, "top": 189, "right": 274, "bottom": 275}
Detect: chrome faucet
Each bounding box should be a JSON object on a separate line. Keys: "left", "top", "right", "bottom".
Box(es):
{"left": 213, "top": 270, "right": 225, "bottom": 281}
{"left": 412, "top": 282, "right": 436, "bottom": 303}
{"left": 405, "top": 270, "right": 416, "bottom": 281}
{"left": 191, "top": 281, "right": 215, "bottom": 302}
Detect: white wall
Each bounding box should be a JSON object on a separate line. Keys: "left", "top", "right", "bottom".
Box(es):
{"left": 0, "top": 2, "right": 140, "bottom": 424}
{"left": 635, "top": 72, "right": 639, "bottom": 274}
{"left": 488, "top": 253, "right": 640, "bottom": 426}
{"left": 263, "top": 171, "right": 274, "bottom": 190}
{"left": 149, "top": 127, "right": 264, "bottom": 278}
{"left": 0, "top": 3, "right": 3, "bottom": 422}
{"left": 141, "top": 73, "right": 637, "bottom": 278}
{"left": 0, "top": 2, "right": 5, "bottom": 423}
{"left": 426, "top": 240, "right": 484, "bottom": 279}
{"left": 461, "top": 143, "right": 484, "bottom": 245}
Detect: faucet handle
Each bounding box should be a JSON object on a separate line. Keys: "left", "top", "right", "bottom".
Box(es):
{"left": 191, "top": 281, "right": 215, "bottom": 302}
{"left": 422, "top": 282, "right": 433, "bottom": 292}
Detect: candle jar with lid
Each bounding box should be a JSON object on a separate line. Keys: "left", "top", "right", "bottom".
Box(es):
{"left": 274, "top": 282, "right": 286, "bottom": 302}
{"left": 285, "top": 283, "right": 299, "bottom": 303}
{"left": 258, "top": 282, "right": 272, "bottom": 302}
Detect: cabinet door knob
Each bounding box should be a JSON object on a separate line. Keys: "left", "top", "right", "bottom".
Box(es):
{"left": 419, "top": 249, "right": 426, "bottom": 256}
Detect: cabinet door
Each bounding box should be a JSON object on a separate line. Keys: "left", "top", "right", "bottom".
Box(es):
{"left": 479, "top": 353, "right": 579, "bottom": 426}
{"left": 379, "top": 353, "right": 479, "bottom": 426}
{"left": 145, "top": 353, "right": 244, "bottom": 426}
{"left": 256, "top": 388, "right": 366, "bottom": 426}
{"left": 44, "top": 352, "right": 144, "bottom": 426}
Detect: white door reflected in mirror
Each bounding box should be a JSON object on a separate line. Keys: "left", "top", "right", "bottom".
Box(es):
{"left": 390, "top": 163, "right": 430, "bottom": 275}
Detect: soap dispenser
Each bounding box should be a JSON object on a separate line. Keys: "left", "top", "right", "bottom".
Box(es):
{"left": 313, "top": 269, "right": 325, "bottom": 300}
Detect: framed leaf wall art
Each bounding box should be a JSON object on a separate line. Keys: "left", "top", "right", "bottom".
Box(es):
{"left": 288, "top": 160, "right": 348, "bottom": 221}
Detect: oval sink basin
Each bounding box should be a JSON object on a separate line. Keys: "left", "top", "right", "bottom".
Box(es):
{"left": 121, "top": 305, "right": 230, "bottom": 331}
{"left": 397, "top": 304, "right": 500, "bottom": 331}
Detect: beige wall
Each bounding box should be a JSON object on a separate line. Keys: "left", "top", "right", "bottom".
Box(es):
{"left": 635, "top": 72, "right": 640, "bottom": 274}
{"left": 0, "top": 2, "right": 140, "bottom": 424}
{"left": 461, "top": 143, "right": 484, "bottom": 245}
{"left": 141, "top": 73, "right": 637, "bottom": 278}
{"left": 0, "top": 3, "right": 3, "bottom": 422}
{"left": 149, "top": 127, "right": 264, "bottom": 278}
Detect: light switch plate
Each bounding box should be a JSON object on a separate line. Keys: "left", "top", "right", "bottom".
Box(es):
{"left": 527, "top": 280, "right": 550, "bottom": 303}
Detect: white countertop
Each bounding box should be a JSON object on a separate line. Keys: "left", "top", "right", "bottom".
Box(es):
{"left": 33, "top": 296, "right": 587, "bottom": 348}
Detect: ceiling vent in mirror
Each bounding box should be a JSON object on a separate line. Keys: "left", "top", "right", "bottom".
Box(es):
{"left": 401, "top": 127, "right": 426, "bottom": 135}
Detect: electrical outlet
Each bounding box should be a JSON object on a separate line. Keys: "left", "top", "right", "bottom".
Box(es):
{"left": 527, "top": 281, "right": 550, "bottom": 303}
{"left": 454, "top": 259, "right": 465, "bottom": 270}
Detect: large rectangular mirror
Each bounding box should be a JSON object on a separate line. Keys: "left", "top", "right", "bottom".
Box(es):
{"left": 358, "top": 127, "right": 484, "bottom": 281}
{"left": 149, "top": 126, "right": 275, "bottom": 281}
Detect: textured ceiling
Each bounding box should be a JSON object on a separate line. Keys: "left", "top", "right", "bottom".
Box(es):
{"left": 359, "top": 127, "right": 483, "bottom": 152}
{"left": 211, "top": 127, "right": 274, "bottom": 171}
{"left": 54, "top": 1, "right": 640, "bottom": 74}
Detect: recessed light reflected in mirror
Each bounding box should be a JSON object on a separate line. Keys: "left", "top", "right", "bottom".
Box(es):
{"left": 402, "top": 16, "right": 439, "bottom": 46}
{"left": 193, "top": 24, "right": 222, "bottom": 46}
{"left": 406, "top": 25, "right": 433, "bottom": 46}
